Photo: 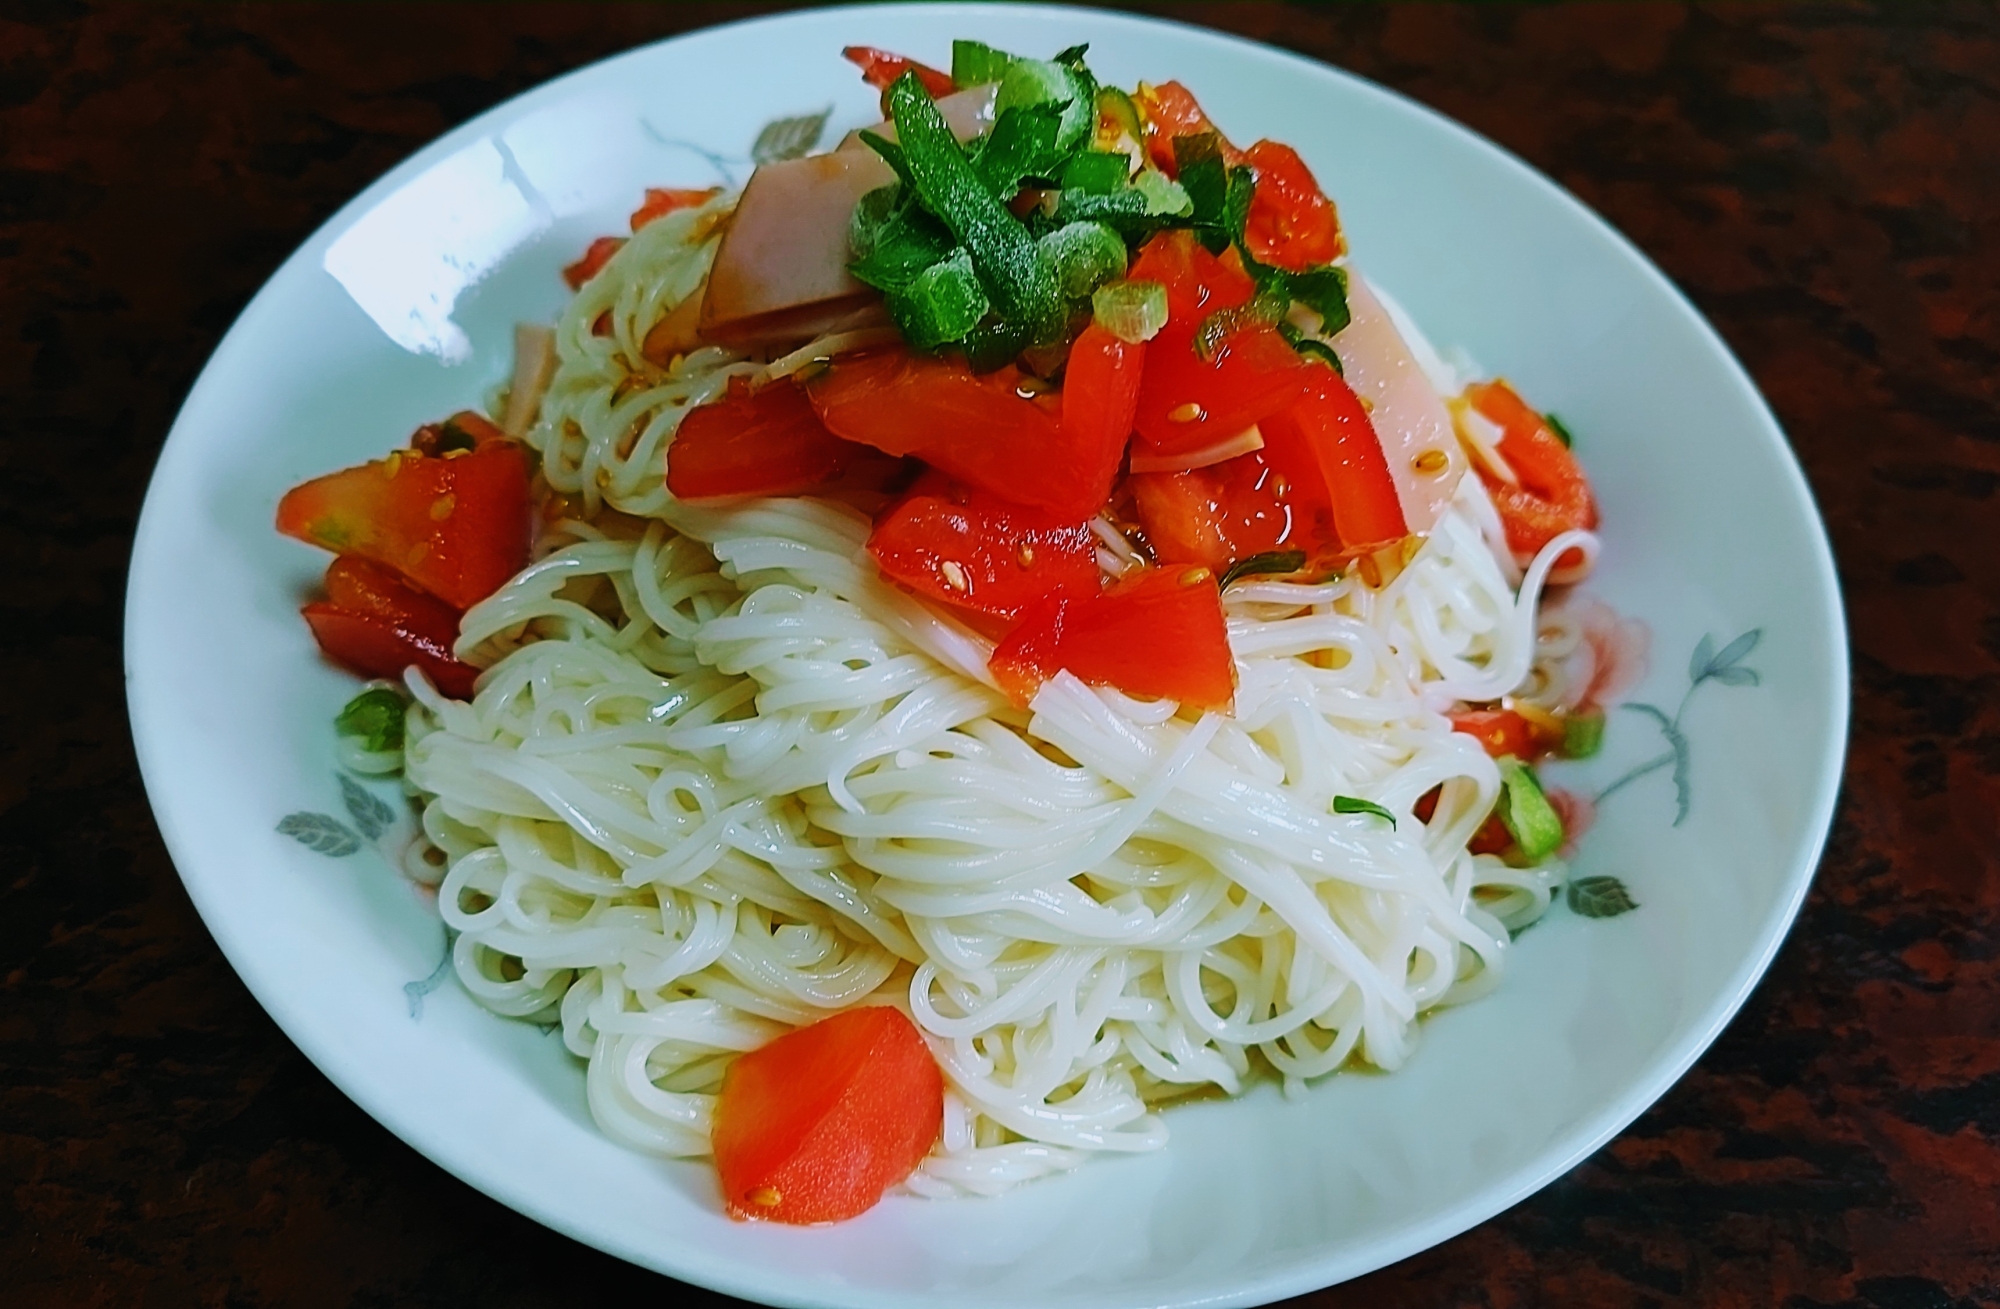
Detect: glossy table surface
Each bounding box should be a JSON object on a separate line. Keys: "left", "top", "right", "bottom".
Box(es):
{"left": 5, "top": 4, "right": 1996, "bottom": 1306}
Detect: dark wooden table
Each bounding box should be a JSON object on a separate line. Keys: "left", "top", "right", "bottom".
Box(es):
{"left": 6, "top": 4, "right": 1996, "bottom": 1305}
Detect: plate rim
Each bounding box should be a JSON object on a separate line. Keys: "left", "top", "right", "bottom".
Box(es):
{"left": 124, "top": 5, "right": 1852, "bottom": 1306}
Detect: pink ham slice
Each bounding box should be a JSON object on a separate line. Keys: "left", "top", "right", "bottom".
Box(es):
{"left": 1331, "top": 274, "right": 1465, "bottom": 535}
{"left": 834, "top": 83, "right": 998, "bottom": 151}
{"left": 698, "top": 85, "right": 1000, "bottom": 350}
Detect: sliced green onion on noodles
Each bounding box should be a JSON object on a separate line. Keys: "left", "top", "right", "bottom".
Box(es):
{"left": 1091, "top": 278, "right": 1169, "bottom": 343}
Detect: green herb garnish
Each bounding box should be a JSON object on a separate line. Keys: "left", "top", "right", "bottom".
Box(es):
{"left": 1220, "top": 549, "right": 1308, "bottom": 587}
{"left": 335, "top": 686, "right": 406, "bottom": 755}
{"left": 879, "top": 71, "right": 1064, "bottom": 343}
{"left": 951, "top": 39, "right": 1019, "bottom": 88}
{"left": 1546, "top": 413, "right": 1576, "bottom": 447}
{"left": 1333, "top": 795, "right": 1397, "bottom": 826}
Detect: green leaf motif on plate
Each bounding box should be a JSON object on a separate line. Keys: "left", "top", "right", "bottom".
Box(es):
{"left": 750, "top": 108, "right": 829, "bottom": 164}
{"left": 277, "top": 811, "right": 361, "bottom": 858}
{"left": 340, "top": 774, "right": 396, "bottom": 842}
{"left": 1567, "top": 875, "right": 1639, "bottom": 918}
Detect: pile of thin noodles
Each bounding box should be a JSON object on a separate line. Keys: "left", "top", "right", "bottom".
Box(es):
{"left": 392, "top": 198, "right": 1596, "bottom": 1196}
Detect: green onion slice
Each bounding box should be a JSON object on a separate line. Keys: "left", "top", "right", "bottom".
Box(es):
{"left": 1091, "top": 278, "right": 1168, "bottom": 344}
{"left": 1038, "top": 221, "right": 1127, "bottom": 299}
{"left": 1561, "top": 709, "right": 1606, "bottom": 759}
{"left": 1496, "top": 757, "right": 1565, "bottom": 862}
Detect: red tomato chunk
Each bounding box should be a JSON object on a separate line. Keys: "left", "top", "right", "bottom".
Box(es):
{"left": 1241, "top": 140, "right": 1343, "bottom": 272}
{"left": 869, "top": 476, "right": 1100, "bottom": 621}
{"left": 991, "top": 566, "right": 1236, "bottom": 712}
{"left": 276, "top": 418, "right": 532, "bottom": 611}
{"left": 712, "top": 1006, "right": 944, "bottom": 1225}
{"left": 1464, "top": 379, "right": 1598, "bottom": 560}
{"left": 806, "top": 347, "right": 1129, "bottom": 522}
{"left": 304, "top": 558, "right": 479, "bottom": 699}
{"left": 667, "top": 375, "right": 860, "bottom": 500}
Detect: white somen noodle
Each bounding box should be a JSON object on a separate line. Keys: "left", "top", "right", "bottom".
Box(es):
{"left": 394, "top": 196, "right": 1591, "bottom": 1196}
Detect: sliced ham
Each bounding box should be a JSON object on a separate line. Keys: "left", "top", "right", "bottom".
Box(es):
{"left": 835, "top": 84, "right": 998, "bottom": 151}
{"left": 1331, "top": 274, "right": 1465, "bottom": 535}
{"left": 696, "top": 86, "right": 1002, "bottom": 350}
{"left": 699, "top": 150, "right": 892, "bottom": 346}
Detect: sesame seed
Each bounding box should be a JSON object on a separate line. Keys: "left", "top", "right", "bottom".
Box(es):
{"left": 1017, "top": 542, "right": 1036, "bottom": 568}
{"left": 940, "top": 560, "right": 970, "bottom": 592}
{"left": 1168, "top": 402, "right": 1204, "bottom": 424}
{"left": 1413, "top": 448, "right": 1449, "bottom": 475}
{"left": 747, "top": 1186, "right": 782, "bottom": 1208}
{"left": 1271, "top": 474, "right": 1290, "bottom": 497}
{"left": 1178, "top": 566, "right": 1211, "bottom": 587}
{"left": 430, "top": 494, "right": 456, "bottom": 521}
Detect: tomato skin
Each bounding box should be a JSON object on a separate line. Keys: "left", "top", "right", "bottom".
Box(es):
{"left": 562, "top": 235, "right": 625, "bottom": 291}
{"left": 630, "top": 187, "right": 721, "bottom": 231}
{"left": 1126, "top": 233, "right": 1312, "bottom": 457}
{"left": 1129, "top": 448, "right": 1327, "bottom": 573}
{"left": 990, "top": 566, "right": 1235, "bottom": 712}
{"left": 805, "top": 349, "right": 1121, "bottom": 522}
{"left": 1134, "top": 81, "right": 1241, "bottom": 175}
{"left": 302, "top": 559, "right": 480, "bottom": 700}
{"left": 1061, "top": 324, "right": 1146, "bottom": 487}
{"left": 668, "top": 376, "right": 859, "bottom": 500}
{"left": 869, "top": 476, "right": 1099, "bottom": 621}
{"left": 276, "top": 434, "right": 532, "bottom": 611}
{"left": 1262, "top": 367, "right": 1409, "bottom": 556}
{"left": 1450, "top": 708, "right": 1561, "bottom": 761}
{"left": 1241, "top": 140, "right": 1343, "bottom": 272}
{"left": 712, "top": 1007, "right": 944, "bottom": 1225}
{"left": 1464, "top": 380, "right": 1598, "bottom": 558}
{"left": 842, "top": 45, "right": 955, "bottom": 108}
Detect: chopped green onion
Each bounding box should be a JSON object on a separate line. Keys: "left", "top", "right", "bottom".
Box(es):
{"left": 1091, "top": 278, "right": 1168, "bottom": 343}
{"left": 892, "top": 247, "right": 990, "bottom": 349}
{"left": 1273, "top": 265, "right": 1350, "bottom": 336}
{"left": 973, "top": 105, "right": 1068, "bottom": 194}
{"left": 1131, "top": 168, "right": 1192, "bottom": 217}
{"left": 1095, "top": 85, "right": 1142, "bottom": 147}
{"left": 1333, "top": 795, "right": 1397, "bottom": 826}
{"left": 335, "top": 686, "right": 406, "bottom": 756}
{"left": 1194, "top": 287, "right": 1287, "bottom": 360}
{"left": 1496, "top": 758, "right": 1565, "bottom": 862}
{"left": 1051, "top": 43, "right": 1090, "bottom": 68}
{"left": 1060, "top": 150, "right": 1130, "bottom": 195}
{"left": 848, "top": 184, "right": 899, "bottom": 259}
{"left": 1546, "top": 412, "right": 1576, "bottom": 447}
{"left": 883, "top": 72, "right": 1063, "bottom": 342}
{"left": 951, "top": 38, "right": 1019, "bottom": 87}
{"left": 959, "top": 318, "right": 1030, "bottom": 373}
{"left": 1038, "top": 221, "right": 1127, "bottom": 298}
{"left": 994, "top": 58, "right": 1093, "bottom": 154}
{"left": 1284, "top": 330, "right": 1345, "bottom": 373}
{"left": 1561, "top": 709, "right": 1606, "bottom": 759}
{"left": 1220, "top": 549, "right": 1308, "bottom": 587}
{"left": 848, "top": 204, "right": 957, "bottom": 292}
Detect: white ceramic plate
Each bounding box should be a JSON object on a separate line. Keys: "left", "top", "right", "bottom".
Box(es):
{"left": 126, "top": 6, "right": 1848, "bottom": 1306}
